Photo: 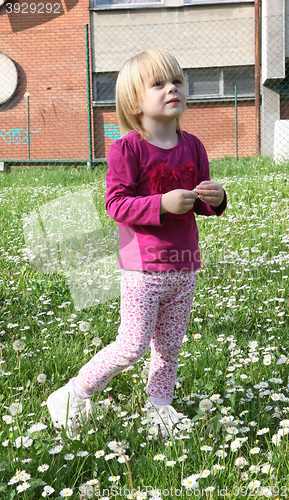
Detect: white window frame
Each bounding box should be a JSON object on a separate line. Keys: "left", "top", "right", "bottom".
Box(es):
{"left": 185, "top": 66, "right": 255, "bottom": 100}
{"left": 93, "top": 72, "right": 117, "bottom": 104}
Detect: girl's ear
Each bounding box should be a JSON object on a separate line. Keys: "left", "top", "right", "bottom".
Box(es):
{"left": 132, "top": 107, "right": 142, "bottom": 116}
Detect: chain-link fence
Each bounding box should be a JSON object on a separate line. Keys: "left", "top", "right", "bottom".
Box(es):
{"left": 1, "top": 11, "right": 289, "bottom": 168}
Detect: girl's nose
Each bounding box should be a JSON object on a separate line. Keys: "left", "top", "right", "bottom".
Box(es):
{"left": 168, "top": 82, "right": 178, "bottom": 92}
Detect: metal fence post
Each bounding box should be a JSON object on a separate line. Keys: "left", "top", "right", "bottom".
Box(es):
{"left": 85, "top": 24, "right": 93, "bottom": 170}
{"left": 27, "top": 93, "right": 30, "bottom": 160}
{"left": 235, "top": 86, "right": 238, "bottom": 159}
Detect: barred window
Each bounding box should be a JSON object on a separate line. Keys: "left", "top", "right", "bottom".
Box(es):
{"left": 94, "top": 72, "right": 117, "bottom": 103}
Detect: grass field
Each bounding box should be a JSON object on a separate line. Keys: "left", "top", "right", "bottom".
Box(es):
{"left": 0, "top": 157, "right": 288, "bottom": 499}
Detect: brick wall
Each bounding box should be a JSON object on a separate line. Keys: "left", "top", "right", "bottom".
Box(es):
{"left": 0, "top": 0, "right": 257, "bottom": 162}
{"left": 94, "top": 101, "right": 257, "bottom": 160}
{"left": 0, "top": 0, "right": 91, "bottom": 161}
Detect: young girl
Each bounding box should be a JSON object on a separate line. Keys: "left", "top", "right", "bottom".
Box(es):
{"left": 47, "top": 48, "right": 227, "bottom": 434}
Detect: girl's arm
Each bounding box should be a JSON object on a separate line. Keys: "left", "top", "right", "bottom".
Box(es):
{"left": 193, "top": 139, "right": 227, "bottom": 217}
{"left": 105, "top": 140, "right": 164, "bottom": 226}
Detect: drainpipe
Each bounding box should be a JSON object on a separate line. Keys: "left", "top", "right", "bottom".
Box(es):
{"left": 255, "top": 0, "right": 261, "bottom": 155}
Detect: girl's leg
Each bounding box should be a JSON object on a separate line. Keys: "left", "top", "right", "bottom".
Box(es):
{"left": 78, "top": 270, "right": 162, "bottom": 391}
{"left": 146, "top": 271, "right": 197, "bottom": 404}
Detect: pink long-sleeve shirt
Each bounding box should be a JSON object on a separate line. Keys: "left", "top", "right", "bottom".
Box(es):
{"left": 105, "top": 130, "right": 227, "bottom": 272}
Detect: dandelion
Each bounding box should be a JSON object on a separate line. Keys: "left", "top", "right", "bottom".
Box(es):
{"left": 37, "top": 373, "right": 47, "bottom": 383}
{"left": 108, "top": 440, "right": 128, "bottom": 452}
{"left": 79, "top": 483, "right": 94, "bottom": 499}
{"left": 199, "top": 399, "right": 213, "bottom": 411}
{"left": 13, "top": 340, "right": 25, "bottom": 351}
{"left": 60, "top": 488, "right": 73, "bottom": 497}
{"left": 9, "top": 402, "right": 23, "bottom": 415}
{"left": 92, "top": 337, "right": 102, "bottom": 347}
{"left": 79, "top": 321, "right": 90, "bottom": 332}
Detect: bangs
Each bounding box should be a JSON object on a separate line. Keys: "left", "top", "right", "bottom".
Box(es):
{"left": 138, "top": 49, "right": 185, "bottom": 88}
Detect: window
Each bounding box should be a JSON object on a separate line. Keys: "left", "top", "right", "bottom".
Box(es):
{"left": 94, "top": 72, "right": 117, "bottom": 103}
{"left": 90, "top": 0, "right": 252, "bottom": 9}
{"left": 90, "top": 0, "right": 163, "bottom": 10}
{"left": 186, "top": 66, "right": 255, "bottom": 99}
{"left": 93, "top": 66, "right": 255, "bottom": 104}
{"left": 184, "top": 0, "right": 252, "bottom": 4}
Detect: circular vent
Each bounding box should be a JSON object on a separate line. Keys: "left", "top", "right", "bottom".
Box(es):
{"left": 0, "top": 53, "right": 18, "bottom": 105}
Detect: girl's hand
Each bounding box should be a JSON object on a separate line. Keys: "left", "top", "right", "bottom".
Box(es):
{"left": 160, "top": 189, "right": 199, "bottom": 214}
{"left": 194, "top": 181, "right": 224, "bottom": 207}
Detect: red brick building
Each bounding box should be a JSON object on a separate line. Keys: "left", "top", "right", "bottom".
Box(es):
{"left": 0, "top": 0, "right": 287, "bottom": 163}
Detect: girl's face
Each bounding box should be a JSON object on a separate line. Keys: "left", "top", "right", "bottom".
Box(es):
{"left": 138, "top": 77, "right": 186, "bottom": 127}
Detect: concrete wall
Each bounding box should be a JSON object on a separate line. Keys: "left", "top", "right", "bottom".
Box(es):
{"left": 91, "top": 2, "right": 255, "bottom": 71}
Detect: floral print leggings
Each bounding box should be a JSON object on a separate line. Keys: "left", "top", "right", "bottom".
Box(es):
{"left": 79, "top": 269, "right": 197, "bottom": 403}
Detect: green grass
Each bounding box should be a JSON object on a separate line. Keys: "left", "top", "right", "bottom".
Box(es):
{"left": 0, "top": 157, "right": 288, "bottom": 499}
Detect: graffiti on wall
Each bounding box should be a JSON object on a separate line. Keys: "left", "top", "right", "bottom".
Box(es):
{"left": 0, "top": 126, "right": 41, "bottom": 145}
{"left": 104, "top": 124, "right": 120, "bottom": 141}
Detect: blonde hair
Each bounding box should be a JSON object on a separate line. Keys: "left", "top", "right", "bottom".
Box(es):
{"left": 116, "top": 49, "right": 186, "bottom": 138}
